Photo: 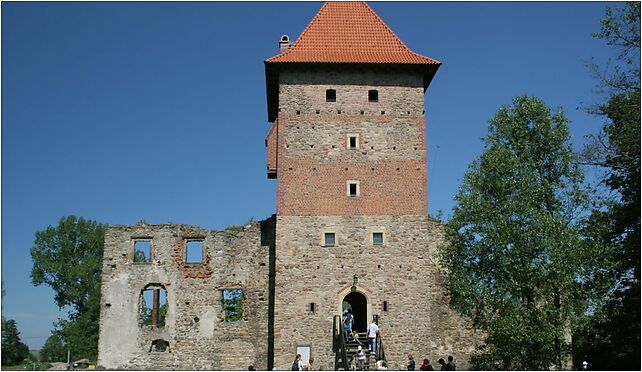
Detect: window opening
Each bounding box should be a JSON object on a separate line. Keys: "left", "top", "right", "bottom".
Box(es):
{"left": 324, "top": 232, "right": 336, "bottom": 247}
{"left": 134, "top": 240, "right": 152, "bottom": 263}
{"left": 149, "top": 339, "right": 170, "bottom": 353}
{"left": 185, "top": 240, "right": 204, "bottom": 264}
{"left": 348, "top": 135, "right": 358, "bottom": 149}
{"left": 383, "top": 301, "right": 388, "bottom": 312}
{"left": 347, "top": 181, "right": 360, "bottom": 197}
{"left": 373, "top": 232, "right": 384, "bottom": 245}
{"left": 310, "top": 303, "right": 316, "bottom": 314}
{"left": 326, "top": 89, "right": 336, "bottom": 102}
{"left": 141, "top": 285, "right": 167, "bottom": 328}
{"left": 222, "top": 288, "right": 244, "bottom": 322}
{"left": 368, "top": 90, "right": 378, "bottom": 102}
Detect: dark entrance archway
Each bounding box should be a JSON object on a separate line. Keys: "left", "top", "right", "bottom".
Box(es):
{"left": 343, "top": 292, "right": 367, "bottom": 332}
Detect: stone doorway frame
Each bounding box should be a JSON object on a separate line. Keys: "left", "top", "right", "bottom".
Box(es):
{"left": 336, "top": 284, "right": 373, "bottom": 331}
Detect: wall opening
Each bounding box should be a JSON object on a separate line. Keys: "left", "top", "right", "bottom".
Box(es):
{"left": 149, "top": 339, "right": 170, "bottom": 353}
{"left": 326, "top": 89, "right": 336, "bottom": 102}
{"left": 373, "top": 232, "right": 384, "bottom": 245}
{"left": 185, "top": 239, "right": 204, "bottom": 264}
{"left": 140, "top": 285, "right": 167, "bottom": 328}
{"left": 222, "top": 288, "right": 244, "bottom": 322}
{"left": 343, "top": 292, "right": 367, "bottom": 332}
{"left": 368, "top": 90, "right": 378, "bottom": 102}
{"left": 133, "top": 240, "right": 152, "bottom": 263}
{"left": 324, "top": 232, "right": 336, "bottom": 247}
{"left": 347, "top": 181, "right": 360, "bottom": 197}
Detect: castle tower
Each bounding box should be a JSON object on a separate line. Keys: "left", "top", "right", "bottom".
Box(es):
{"left": 265, "top": 2, "right": 476, "bottom": 370}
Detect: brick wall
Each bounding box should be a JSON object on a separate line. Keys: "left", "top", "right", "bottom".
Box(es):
{"left": 274, "top": 68, "right": 428, "bottom": 216}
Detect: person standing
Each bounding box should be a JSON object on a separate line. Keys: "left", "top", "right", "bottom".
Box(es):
{"left": 420, "top": 359, "right": 434, "bottom": 371}
{"left": 357, "top": 346, "right": 366, "bottom": 371}
{"left": 407, "top": 355, "right": 416, "bottom": 371}
{"left": 367, "top": 318, "right": 379, "bottom": 354}
{"left": 307, "top": 357, "right": 314, "bottom": 371}
{"left": 437, "top": 358, "right": 446, "bottom": 371}
{"left": 445, "top": 355, "right": 455, "bottom": 371}
{"left": 291, "top": 354, "right": 303, "bottom": 371}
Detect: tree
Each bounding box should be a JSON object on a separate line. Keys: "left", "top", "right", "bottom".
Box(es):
{"left": 2, "top": 319, "right": 31, "bottom": 366}
{"left": 574, "top": 3, "right": 640, "bottom": 369}
{"left": 39, "top": 332, "right": 67, "bottom": 363}
{"left": 440, "top": 96, "right": 600, "bottom": 370}
{"left": 31, "top": 216, "right": 105, "bottom": 361}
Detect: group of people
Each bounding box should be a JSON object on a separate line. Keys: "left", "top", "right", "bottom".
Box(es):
{"left": 290, "top": 354, "right": 314, "bottom": 371}
{"left": 408, "top": 355, "right": 456, "bottom": 371}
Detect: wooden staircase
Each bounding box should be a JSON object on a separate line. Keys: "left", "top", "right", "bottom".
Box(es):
{"left": 334, "top": 316, "right": 385, "bottom": 371}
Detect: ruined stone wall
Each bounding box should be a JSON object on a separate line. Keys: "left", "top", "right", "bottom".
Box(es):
{"left": 97, "top": 218, "right": 275, "bottom": 370}
{"left": 275, "top": 68, "right": 428, "bottom": 216}
{"left": 272, "top": 215, "right": 482, "bottom": 370}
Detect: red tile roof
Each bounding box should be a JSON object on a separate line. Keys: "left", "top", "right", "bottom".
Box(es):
{"left": 266, "top": 2, "right": 440, "bottom": 65}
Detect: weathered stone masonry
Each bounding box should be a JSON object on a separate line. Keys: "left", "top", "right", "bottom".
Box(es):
{"left": 97, "top": 220, "right": 275, "bottom": 370}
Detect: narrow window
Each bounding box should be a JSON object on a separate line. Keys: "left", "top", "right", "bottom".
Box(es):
{"left": 347, "top": 181, "right": 360, "bottom": 197}
{"left": 140, "top": 285, "right": 167, "bottom": 328}
{"left": 185, "top": 240, "right": 204, "bottom": 264}
{"left": 383, "top": 301, "right": 388, "bottom": 312}
{"left": 368, "top": 90, "right": 378, "bottom": 102}
{"left": 373, "top": 232, "right": 384, "bottom": 245}
{"left": 324, "top": 232, "right": 336, "bottom": 247}
{"left": 347, "top": 134, "right": 359, "bottom": 149}
{"left": 134, "top": 240, "right": 152, "bottom": 263}
{"left": 310, "top": 303, "right": 316, "bottom": 314}
{"left": 222, "top": 289, "right": 244, "bottom": 322}
{"left": 326, "top": 89, "right": 336, "bottom": 102}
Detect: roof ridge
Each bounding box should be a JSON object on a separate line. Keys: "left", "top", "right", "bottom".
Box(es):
{"left": 360, "top": 2, "right": 414, "bottom": 55}
{"left": 265, "top": 1, "right": 440, "bottom": 65}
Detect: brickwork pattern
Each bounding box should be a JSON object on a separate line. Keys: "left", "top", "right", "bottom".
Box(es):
{"left": 275, "top": 69, "right": 428, "bottom": 216}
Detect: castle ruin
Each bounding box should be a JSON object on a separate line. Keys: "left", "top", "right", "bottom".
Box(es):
{"left": 97, "top": 2, "right": 481, "bottom": 370}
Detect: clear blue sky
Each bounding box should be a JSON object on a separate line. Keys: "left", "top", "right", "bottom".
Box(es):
{"left": 2, "top": 1, "right": 615, "bottom": 349}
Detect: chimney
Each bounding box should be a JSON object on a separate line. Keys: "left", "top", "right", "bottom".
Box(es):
{"left": 279, "top": 35, "right": 291, "bottom": 53}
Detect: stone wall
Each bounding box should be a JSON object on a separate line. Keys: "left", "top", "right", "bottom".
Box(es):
{"left": 272, "top": 215, "right": 482, "bottom": 370}
{"left": 97, "top": 218, "right": 275, "bottom": 370}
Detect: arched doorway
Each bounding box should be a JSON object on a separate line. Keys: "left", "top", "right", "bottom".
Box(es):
{"left": 343, "top": 292, "right": 367, "bottom": 332}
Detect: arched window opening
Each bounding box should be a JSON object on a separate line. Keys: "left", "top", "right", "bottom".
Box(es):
{"left": 140, "top": 284, "right": 167, "bottom": 328}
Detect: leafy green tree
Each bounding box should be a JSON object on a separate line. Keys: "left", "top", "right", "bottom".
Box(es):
{"left": 2, "top": 319, "right": 31, "bottom": 366}
{"left": 30, "top": 216, "right": 105, "bottom": 361}
{"left": 440, "top": 96, "right": 600, "bottom": 370}
{"left": 574, "top": 3, "right": 640, "bottom": 370}
{"left": 39, "top": 332, "right": 67, "bottom": 363}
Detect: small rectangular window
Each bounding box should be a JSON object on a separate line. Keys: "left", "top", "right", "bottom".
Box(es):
{"left": 326, "top": 89, "right": 336, "bottom": 102}
{"left": 185, "top": 240, "right": 204, "bottom": 264}
{"left": 347, "top": 181, "right": 360, "bottom": 197}
{"left": 368, "top": 90, "right": 378, "bottom": 102}
{"left": 383, "top": 301, "right": 388, "bottom": 312}
{"left": 222, "top": 289, "right": 243, "bottom": 322}
{"left": 134, "top": 240, "right": 152, "bottom": 263}
{"left": 310, "top": 303, "right": 316, "bottom": 314}
{"left": 324, "top": 232, "right": 336, "bottom": 247}
{"left": 347, "top": 134, "right": 359, "bottom": 149}
{"left": 373, "top": 232, "right": 384, "bottom": 245}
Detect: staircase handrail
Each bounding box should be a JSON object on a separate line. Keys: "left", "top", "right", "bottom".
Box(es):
{"left": 333, "top": 315, "right": 348, "bottom": 370}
